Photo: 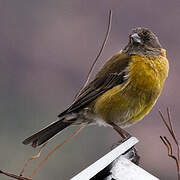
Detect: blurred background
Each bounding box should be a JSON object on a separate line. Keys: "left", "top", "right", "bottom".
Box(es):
{"left": 0, "top": 0, "right": 180, "bottom": 179}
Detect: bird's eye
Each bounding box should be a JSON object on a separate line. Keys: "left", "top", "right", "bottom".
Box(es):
{"left": 143, "top": 31, "right": 148, "bottom": 36}
{"left": 142, "top": 32, "right": 150, "bottom": 41}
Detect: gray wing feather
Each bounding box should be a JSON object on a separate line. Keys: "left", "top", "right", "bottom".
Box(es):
{"left": 59, "top": 72, "right": 127, "bottom": 117}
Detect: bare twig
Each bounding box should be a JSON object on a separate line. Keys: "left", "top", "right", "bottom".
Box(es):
{"left": 167, "top": 108, "right": 173, "bottom": 133}
{"left": 159, "top": 108, "right": 180, "bottom": 180}
{"left": 160, "top": 136, "right": 177, "bottom": 161}
{"left": 0, "top": 170, "right": 31, "bottom": 180}
{"left": 19, "top": 142, "right": 48, "bottom": 177}
{"left": 29, "top": 125, "right": 85, "bottom": 179}
{"left": 166, "top": 108, "right": 180, "bottom": 162}
{"left": 74, "top": 9, "right": 112, "bottom": 99}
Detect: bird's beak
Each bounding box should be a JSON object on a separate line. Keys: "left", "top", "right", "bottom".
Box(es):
{"left": 131, "top": 33, "right": 142, "bottom": 44}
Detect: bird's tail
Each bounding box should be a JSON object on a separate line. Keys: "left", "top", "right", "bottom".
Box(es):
{"left": 22, "top": 117, "right": 74, "bottom": 148}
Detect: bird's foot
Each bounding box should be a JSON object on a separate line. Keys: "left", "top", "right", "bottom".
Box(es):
{"left": 110, "top": 122, "right": 131, "bottom": 141}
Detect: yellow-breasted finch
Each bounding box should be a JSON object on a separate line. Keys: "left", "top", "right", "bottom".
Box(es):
{"left": 23, "top": 27, "right": 169, "bottom": 148}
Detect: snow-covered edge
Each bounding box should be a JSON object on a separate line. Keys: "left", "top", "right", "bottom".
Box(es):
{"left": 71, "top": 137, "right": 139, "bottom": 180}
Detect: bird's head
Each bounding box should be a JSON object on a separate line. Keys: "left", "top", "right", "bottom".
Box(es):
{"left": 123, "top": 27, "right": 162, "bottom": 56}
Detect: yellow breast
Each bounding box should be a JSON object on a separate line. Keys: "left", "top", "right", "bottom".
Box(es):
{"left": 94, "top": 49, "right": 169, "bottom": 127}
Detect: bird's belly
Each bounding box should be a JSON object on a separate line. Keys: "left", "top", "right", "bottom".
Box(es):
{"left": 93, "top": 83, "right": 160, "bottom": 127}
{"left": 93, "top": 54, "right": 168, "bottom": 127}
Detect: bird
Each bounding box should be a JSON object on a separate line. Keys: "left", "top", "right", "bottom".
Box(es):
{"left": 23, "top": 27, "right": 169, "bottom": 148}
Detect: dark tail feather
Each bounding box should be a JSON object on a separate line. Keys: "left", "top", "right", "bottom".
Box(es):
{"left": 22, "top": 118, "right": 73, "bottom": 148}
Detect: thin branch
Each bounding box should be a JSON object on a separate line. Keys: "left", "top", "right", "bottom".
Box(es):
{"left": 29, "top": 125, "right": 85, "bottom": 179}
{"left": 159, "top": 109, "right": 172, "bottom": 134}
{"left": 160, "top": 136, "right": 172, "bottom": 157}
{"left": 159, "top": 108, "right": 180, "bottom": 180}
{"left": 160, "top": 136, "right": 179, "bottom": 171}
{"left": 74, "top": 10, "right": 112, "bottom": 100}
{"left": 167, "top": 108, "right": 173, "bottom": 133}
{"left": 166, "top": 108, "right": 180, "bottom": 162}
{"left": 166, "top": 108, "right": 179, "bottom": 146}
{"left": 0, "top": 170, "right": 31, "bottom": 180}
{"left": 160, "top": 136, "right": 176, "bottom": 160}
{"left": 19, "top": 142, "right": 48, "bottom": 177}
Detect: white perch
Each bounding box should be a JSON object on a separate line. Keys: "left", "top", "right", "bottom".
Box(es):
{"left": 71, "top": 137, "right": 160, "bottom": 180}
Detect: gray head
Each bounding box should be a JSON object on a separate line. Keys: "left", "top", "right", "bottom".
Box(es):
{"left": 123, "top": 27, "right": 162, "bottom": 56}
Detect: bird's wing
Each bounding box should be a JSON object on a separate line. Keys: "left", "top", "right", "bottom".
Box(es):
{"left": 58, "top": 52, "right": 131, "bottom": 117}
